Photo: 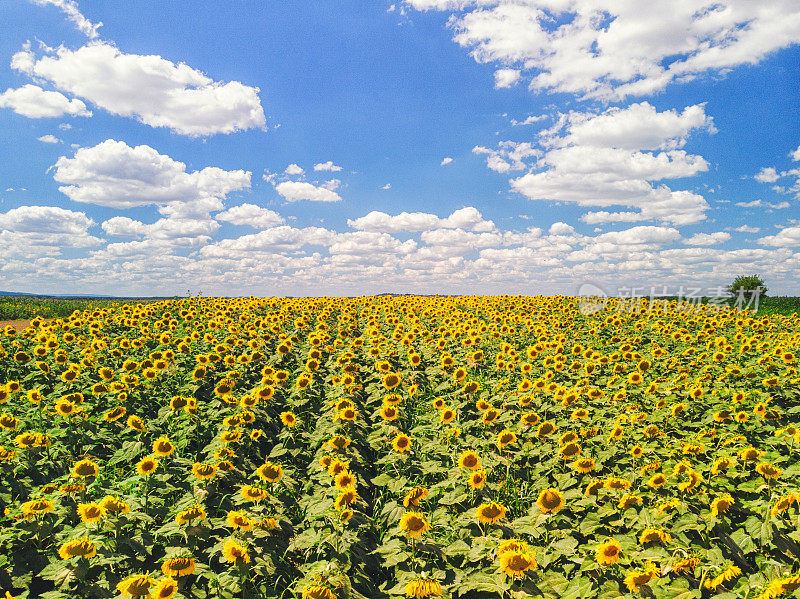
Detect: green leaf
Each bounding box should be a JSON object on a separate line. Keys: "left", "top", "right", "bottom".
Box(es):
{"left": 561, "top": 576, "right": 594, "bottom": 599}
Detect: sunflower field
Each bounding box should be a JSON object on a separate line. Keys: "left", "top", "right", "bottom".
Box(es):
{"left": 0, "top": 296, "right": 799, "bottom": 599}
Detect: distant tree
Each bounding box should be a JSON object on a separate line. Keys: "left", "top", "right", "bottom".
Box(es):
{"left": 726, "top": 275, "right": 767, "bottom": 302}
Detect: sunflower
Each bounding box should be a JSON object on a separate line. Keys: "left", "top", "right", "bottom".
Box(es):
{"left": 116, "top": 574, "right": 156, "bottom": 597}
{"left": 152, "top": 437, "right": 175, "bottom": 457}
{"left": 475, "top": 501, "right": 507, "bottom": 525}
{"left": 624, "top": 564, "right": 659, "bottom": 592}
{"left": 72, "top": 458, "right": 100, "bottom": 478}
{"left": 77, "top": 502, "right": 105, "bottom": 523}
{"left": 399, "top": 511, "right": 430, "bottom": 538}
{"left": 161, "top": 556, "right": 196, "bottom": 577}
{"left": 537, "top": 488, "right": 564, "bottom": 513}
{"left": 476, "top": 399, "right": 491, "bottom": 412}
{"left": 738, "top": 447, "right": 761, "bottom": 461}
{"left": 21, "top": 498, "right": 54, "bottom": 518}
{"left": 150, "top": 578, "right": 178, "bottom": 599}
{"left": 256, "top": 516, "right": 279, "bottom": 530}
{"left": 256, "top": 462, "right": 283, "bottom": 483}
{"left": 670, "top": 403, "right": 687, "bottom": 417}
{"left": 226, "top": 510, "right": 253, "bottom": 531}
{"left": 383, "top": 373, "right": 401, "bottom": 390}
{"left": 54, "top": 400, "right": 78, "bottom": 417}
{"left": 572, "top": 457, "right": 596, "bottom": 473}
{"left": 558, "top": 442, "right": 581, "bottom": 459}
{"left": 240, "top": 485, "right": 269, "bottom": 503}
{"left": 336, "top": 407, "right": 358, "bottom": 421}
{"left": 380, "top": 404, "right": 399, "bottom": 421}
{"left": 328, "top": 459, "right": 349, "bottom": 476}
{"left": 335, "top": 487, "right": 359, "bottom": 510}
{"left": 58, "top": 537, "right": 96, "bottom": 559}
{"left": 0, "top": 445, "right": 16, "bottom": 461}
{"left": 604, "top": 477, "right": 631, "bottom": 490}
{"left": 440, "top": 408, "right": 455, "bottom": 424}
{"left": 482, "top": 408, "right": 500, "bottom": 424}
{"left": 468, "top": 469, "right": 487, "bottom": 489}
{"left": 710, "top": 494, "right": 734, "bottom": 517}
{"left": 499, "top": 549, "right": 537, "bottom": 578}
{"left": 385, "top": 393, "right": 403, "bottom": 405}
{"left": 771, "top": 493, "right": 796, "bottom": 517}
{"left": 756, "top": 462, "right": 782, "bottom": 480}
{"left": 639, "top": 528, "right": 671, "bottom": 544}
{"left": 458, "top": 450, "right": 481, "bottom": 470}
{"left": 222, "top": 539, "right": 250, "bottom": 564}
{"left": 136, "top": 455, "right": 159, "bottom": 476}
{"left": 335, "top": 471, "right": 356, "bottom": 489}
{"left": 103, "top": 406, "right": 127, "bottom": 422}
{"left": 392, "top": 434, "right": 412, "bottom": 453}
{"left": 0, "top": 414, "right": 18, "bottom": 431}
{"left": 595, "top": 538, "right": 622, "bottom": 566}
{"left": 191, "top": 462, "right": 217, "bottom": 480}
{"left": 175, "top": 505, "right": 206, "bottom": 525}
{"left": 403, "top": 486, "right": 428, "bottom": 508}
{"left": 328, "top": 435, "right": 351, "bottom": 451}
{"left": 536, "top": 421, "right": 556, "bottom": 437}
{"left": 496, "top": 430, "right": 517, "bottom": 449}
{"left": 461, "top": 381, "right": 480, "bottom": 394}
{"left": 99, "top": 495, "right": 130, "bottom": 515}
{"left": 126, "top": 415, "right": 147, "bottom": 433}
{"left": 673, "top": 556, "right": 700, "bottom": 574}
{"left": 648, "top": 473, "right": 668, "bottom": 488}
{"left": 280, "top": 411, "right": 297, "bottom": 427}
{"left": 302, "top": 585, "right": 337, "bottom": 599}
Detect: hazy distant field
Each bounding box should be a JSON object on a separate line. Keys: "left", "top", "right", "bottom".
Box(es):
{"left": 0, "top": 295, "right": 798, "bottom": 323}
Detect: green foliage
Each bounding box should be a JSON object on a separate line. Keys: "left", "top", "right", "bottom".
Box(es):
{"left": 726, "top": 275, "right": 768, "bottom": 300}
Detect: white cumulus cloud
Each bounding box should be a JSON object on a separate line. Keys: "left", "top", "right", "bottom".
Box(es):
{"left": 405, "top": 1, "right": 800, "bottom": 100}
{"left": 30, "top": 0, "right": 102, "bottom": 38}
{"left": 0, "top": 84, "right": 91, "bottom": 118}
{"left": 313, "top": 161, "right": 343, "bottom": 172}
{"left": 275, "top": 181, "right": 342, "bottom": 203}
{"left": 684, "top": 232, "right": 731, "bottom": 246}
{"left": 494, "top": 68, "right": 520, "bottom": 88}
{"left": 509, "top": 102, "right": 714, "bottom": 225}
{"left": 758, "top": 226, "right": 800, "bottom": 247}
{"left": 52, "top": 139, "right": 251, "bottom": 210}
{"left": 284, "top": 164, "right": 304, "bottom": 175}
{"left": 215, "top": 204, "right": 285, "bottom": 229}
{"left": 348, "top": 206, "right": 495, "bottom": 233}
{"left": 13, "top": 42, "right": 266, "bottom": 136}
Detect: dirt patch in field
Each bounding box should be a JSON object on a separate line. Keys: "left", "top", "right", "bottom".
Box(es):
{"left": 0, "top": 320, "right": 36, "bottom": 332}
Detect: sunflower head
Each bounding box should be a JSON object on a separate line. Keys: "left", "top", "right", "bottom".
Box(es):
{"left": 58, "top": 537, "right": 96, "bottom": 560}
{"left": 399, "top": 511, "right": 430, "bottom": 538}
{"left": 468, "top": 469, "right": 487, "bottom": 489}
{"left": 392, "top": 434, "right": 412, "bottom": 453}
{"left": 476, "top": 501, "right": 507, "bottom": 525}
{"left": 222, "top": 539, "right": 250, "bottom": 564}
{"left": 537, "top": 488, "right": 565, "bottom": 514}
{"left": 458, "top": 450, "right": 480, "bottom": 470}
{"left": 136, "top": 456, "right": 159, "bottom": 476}
{"left": 595, "top": 538, "right": 622, "bottom": 565}
{"left": 161, "top": 556, "right": 197, "bottom": 577}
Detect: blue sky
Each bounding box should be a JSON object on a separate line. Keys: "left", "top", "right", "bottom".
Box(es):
{"left": 0, "top": 0, "right": 798, "bottom": 296}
